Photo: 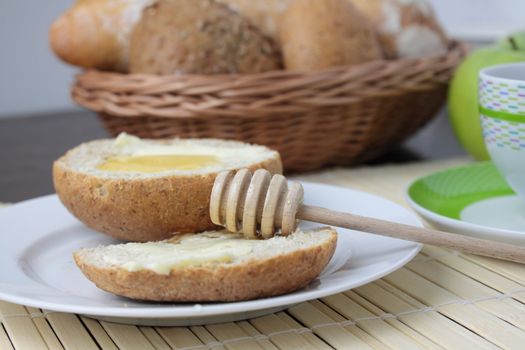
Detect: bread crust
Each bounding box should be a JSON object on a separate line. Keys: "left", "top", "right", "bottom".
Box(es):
{"left": 216, "top": 0, "right": 294, "bottom": 42}
{"left": 53, "top": 149, "right": 282, "bottom": 242}
{"left": 280, "top": 0, "right": 383, "bottom": 71}
{"left": 49, "top": 0, "right": 153, "bottom": 72}
{"left": 73, "top": 229, "right": 337, "bottom": 301}
{"left": 129, "top": 0, "right": 282, "bottom": 75}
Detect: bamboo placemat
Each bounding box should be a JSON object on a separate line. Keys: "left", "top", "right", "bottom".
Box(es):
{"left": 2, "top": 158, "right": 525, "bottom": 349}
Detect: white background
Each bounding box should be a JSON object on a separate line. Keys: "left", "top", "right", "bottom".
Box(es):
{"left": 1, "top": 0, "right": 524, "bottom": 118}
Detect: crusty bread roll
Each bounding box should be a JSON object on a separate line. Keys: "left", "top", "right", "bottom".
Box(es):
{"left": 53, "top": 133, "right": 282, "bottom": 242}
{"left": 216, "top": 0, "right": 293, "bottom": 42}
{"left": 50, "top": 0, "right": 288, "bottom": 72}
{"left": 74, "top": 227, "right": 337, "bottom": 301}
{"left": 49, "top": 0, "right": 153, "bottom": 72}
{"left": 279, "top": 0, "right": 383, "bottom": 71}
{"left": 350, "top": 0, "right": 448, "bottom": 58}
{"left": 129, "top": 0, "right": 282, "bottom": 75}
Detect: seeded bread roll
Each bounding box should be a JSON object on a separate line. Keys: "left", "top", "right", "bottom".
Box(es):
{"left": 53, "top": 134, "right": 282, "bottom": 242}
{"left": 279, "top": 0, "right": 383, "bottom": 71}
{"left": 129, "top": 0, "right": 282, "bottom": 75}
{"left": 350, "top": 0, "right": 447, "bottom": 58}
{"left": 74, "top": 227, "right": 337, "bottom": 301}
{"left": 216, "top": 0, "right": 293, "bottom": 42}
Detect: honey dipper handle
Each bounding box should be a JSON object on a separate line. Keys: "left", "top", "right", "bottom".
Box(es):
{"left": 298, "top": 205, "right": 525, "bottom": 264}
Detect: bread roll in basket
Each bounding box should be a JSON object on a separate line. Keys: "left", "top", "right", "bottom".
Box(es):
{"left": 63, "top": 0, "right": 466, "bottom": 172}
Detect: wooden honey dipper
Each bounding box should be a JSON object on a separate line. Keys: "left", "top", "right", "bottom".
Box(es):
{"left": 210, "top": 168, "right": 525, "bottom": 264}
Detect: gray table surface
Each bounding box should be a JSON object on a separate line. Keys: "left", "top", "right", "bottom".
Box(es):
{"left": 0, "top": 109, "right": 465, "bottom": 202}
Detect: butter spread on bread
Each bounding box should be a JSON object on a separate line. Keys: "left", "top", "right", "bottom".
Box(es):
{"left": 100, "top": 231, "right": 277, "bottom": 274}
{"left": 74, "top": 227, "right": 338, "bottom": 301}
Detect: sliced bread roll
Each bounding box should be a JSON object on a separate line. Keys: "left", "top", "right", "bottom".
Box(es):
{"left": 74, "top": 227, "right": 337, "bottom": 301}
{"left": 53, "top": 133, "right": 282, "bottom": 242}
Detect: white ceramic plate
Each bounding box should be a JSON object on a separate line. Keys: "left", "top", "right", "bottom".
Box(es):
{"left": 0, "top": 182, "right": 421, "bottom": 326}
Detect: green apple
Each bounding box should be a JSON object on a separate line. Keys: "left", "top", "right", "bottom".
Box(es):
{"left": 499, "top": 31, "right": 525, "bottom": 50}
{"left": 448, "top": 35, "right": 525, "bottom": 160}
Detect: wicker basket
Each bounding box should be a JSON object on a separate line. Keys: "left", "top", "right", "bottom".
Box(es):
{"left": 72, "top": 42, "right": 467, "bottom": 172}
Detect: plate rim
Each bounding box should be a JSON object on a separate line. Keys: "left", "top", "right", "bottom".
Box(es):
{"left": 0, "top": 183, "right": 422, "bottom": 319}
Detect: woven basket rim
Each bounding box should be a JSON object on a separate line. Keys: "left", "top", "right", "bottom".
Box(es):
{"left": 72, "top": 41, "right": 467, "bottom": 119}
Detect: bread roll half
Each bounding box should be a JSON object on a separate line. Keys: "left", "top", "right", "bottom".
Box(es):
{"left": 53, "top": 134, "right": 282, "bottom": 242}
{"left": 74, "top": 227, "right": 337, "bottom": 301}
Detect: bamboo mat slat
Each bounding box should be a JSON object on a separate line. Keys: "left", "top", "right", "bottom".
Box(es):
{"left": 156, "top": 327, "right": 207, "bottom": 349}
{"left": 250, "top": 313, "right": 322, "bottom": 350}
{"left": 342, "top": 290, "right": 442, "bottom": 349}
{"left": 25, "top": 308, "right": 63, "bottom": 350}
{"left": 100, "top": 322, "right": 157, "bottom": 350}
{"left": 384, "top": 268, "right": 525, "bottom": 348}
{"left": 46, "top": 312, "right": 100, "bottom": 350}
{"left": 2, "top": 157, "right": 525, "bottom": 349}
{"left": 321, "top": 293, "right": 432, "bottom": 349}
{"left": 80, "top": 316, "right": 119, "bottom": 350}
{"left": 206, "top": 322, "right": 266, "bottom": 350}
{"left": 275, "top": 312, "right": 333, "bottom": 350}
{"left": 189, "top": 325, "right": 226, "bottom": 349}
{"left": 406, "top": 259, "right": 525, "bottom": 330}
{"left": 464, "top": 255, "right": 525, "bottom": 285}
{"left": 0, "top": 322, "right": 14, "bottom": 350}
{"left": 421, "top": 246, "right": 525, "bottom": 303}
{"left": 287, "top": 302, "right": 373, "bottom": 349}
{"left": 236, "top": 321, "right": 280, "bottom": 350}
{"left": 354, "top": 282, "right": 498, "bottom": 349}
{"left": 0, "top": 302, "right": 48, "bottom": 349}
{"left": 138, "top": 327, "right": 172, "bottom": 350}
{"left": 307, "top": 299, "right": 389, "bottom": 350}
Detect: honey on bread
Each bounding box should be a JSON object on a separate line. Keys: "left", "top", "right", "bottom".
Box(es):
{"left": 98, "top": 155, "right": 219, "bottom": 173}
{"left": 98, "top": 133, "right": 223, "bottom": 173}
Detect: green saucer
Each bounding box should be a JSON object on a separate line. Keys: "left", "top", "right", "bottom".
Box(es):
{"left": 407, "top": 162, "right": 525, "bottom": 245}
{"left": 408, "top": 162, "right": 514, "bottom": 219}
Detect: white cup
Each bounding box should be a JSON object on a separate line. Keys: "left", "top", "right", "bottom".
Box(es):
{"left": 479, "top": 63, "right": 525, "bottom": 197}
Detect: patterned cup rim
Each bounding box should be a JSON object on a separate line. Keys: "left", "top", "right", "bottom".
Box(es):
{"left": 479, "top": 62, "right": 525, "bottom": 85}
